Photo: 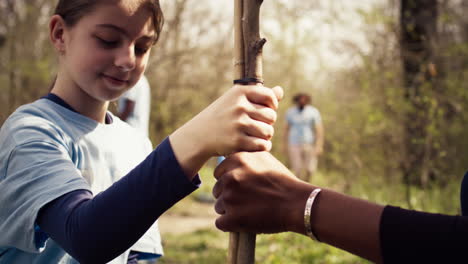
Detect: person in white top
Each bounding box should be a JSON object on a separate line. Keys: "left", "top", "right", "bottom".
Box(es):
{"left": 117, "top": 75, "right": 151, "bottom": 137}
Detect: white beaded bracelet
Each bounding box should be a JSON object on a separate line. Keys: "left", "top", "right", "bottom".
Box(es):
{"left": 304, "top": 188, "right": 322, "bottom": 241}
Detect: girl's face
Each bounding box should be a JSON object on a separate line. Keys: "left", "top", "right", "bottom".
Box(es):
{"left": 58, "top": 0, "right": 155, "bottom": 102}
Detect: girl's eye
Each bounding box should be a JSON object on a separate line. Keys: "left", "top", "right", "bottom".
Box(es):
{"left": 96, "top": 37, "right": 119, "bottom": 48}
{"left": 135, "top": 45, "right": 150, "bottom": 56}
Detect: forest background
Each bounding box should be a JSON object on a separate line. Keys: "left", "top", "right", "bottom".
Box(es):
{"left": 1, "top": 0, "right": 467, "bottom": 262}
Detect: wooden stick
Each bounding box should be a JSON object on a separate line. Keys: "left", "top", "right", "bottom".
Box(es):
{"left": 235, "top": 232, "right": 256, "bottom": 263}
{"left": 234, "top": 0, "right": 245, "bottom": 80}
{"left": 228, "top": 1, "right": 244, "bottom": 262}
{"left": 228, "top": 231, "right": 239, "bottom": 264}
{"left": 229, "top": 0, "right": 265, "bottom": 263}
{"left": 242, "top": 0, "right": 265, "bottom": 80}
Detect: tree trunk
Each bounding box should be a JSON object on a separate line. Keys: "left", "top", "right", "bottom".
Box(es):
{"left": 400, "top": 0, "right": 438, "bottom": 187}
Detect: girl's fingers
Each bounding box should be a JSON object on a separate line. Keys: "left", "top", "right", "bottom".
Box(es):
{"left": 272, "top": 86, "right": 284, "bottom": 102}
{"left": 236, "top": 136, "right": 272, "bottom": 153}
{"left": 203, "top": 84, "right": 282, "bottom": 156}
{"left": 244, "top": 85, "right": 279, "bottom": 110}
{"left": 248, "top": 104, "right": 277, "bottom": 125}
{"left": 242, "top": 119, "right": 274, "bottom": 141}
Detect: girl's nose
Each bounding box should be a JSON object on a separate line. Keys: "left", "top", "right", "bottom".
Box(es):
{"left": 115, "top": 46, "right": 136, "bottom": 72}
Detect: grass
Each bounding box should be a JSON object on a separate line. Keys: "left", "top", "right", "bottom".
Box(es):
{"left": 159, "top": 229, "right": 369, "bottom": 264}
{"left": 158, "top": 164, "right": 462, "bottom": 263}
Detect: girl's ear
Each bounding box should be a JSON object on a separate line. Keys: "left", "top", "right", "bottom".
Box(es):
{"left": 49, "top": 15, "right": 67, "bottom": 54}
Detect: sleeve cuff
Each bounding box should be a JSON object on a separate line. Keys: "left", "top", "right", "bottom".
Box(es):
{"left": 158, "top": 137, "right": 201, "bottom": 193}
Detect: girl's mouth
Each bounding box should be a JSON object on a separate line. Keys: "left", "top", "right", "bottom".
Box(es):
{"left": 102, "top": 74, "right": 129, "bottom": 88}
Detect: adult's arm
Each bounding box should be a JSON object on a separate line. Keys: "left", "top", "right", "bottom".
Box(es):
{"left": 303, "top": 190, "right": 468, "bottom": 263}
{"left": 380, "top": 206, "right": 468, "bottom": 263}
{"left": 37, "top": 138, "right": 200, "bottom": 264}
{"left": 213, "top": 152, "right": 468, "bottom": 264}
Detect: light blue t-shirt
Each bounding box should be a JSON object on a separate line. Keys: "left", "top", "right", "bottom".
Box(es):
{"left": 286, "top": 105, "right": 322, "bottom": 145}
{"left": 118, "top": 76, "right": 151, "bottom": 137}
{"left": 0, "top": 99, "right": 163, "bottom": 264}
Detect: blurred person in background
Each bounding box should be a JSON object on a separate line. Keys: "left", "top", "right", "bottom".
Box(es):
{"left": 117, "top": 75, "right": 151, "bottom": 137}
{"left": 284, "top": 92, "right": 324, "bottom": 182}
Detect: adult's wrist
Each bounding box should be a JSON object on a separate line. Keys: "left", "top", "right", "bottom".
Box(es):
{"left": 286, "top": 181, "right": 317, "bottom": 235}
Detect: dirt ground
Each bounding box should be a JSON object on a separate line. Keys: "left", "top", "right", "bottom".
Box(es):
{"left": 158, "top": 199, "right": 218, "bottom": 235}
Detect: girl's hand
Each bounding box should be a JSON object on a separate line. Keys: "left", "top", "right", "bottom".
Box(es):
{"left": 169, "top": 85, "right": 283, "bottom": 179}
{"left": 199, "top": 84, "right": 283, "bottom": 156}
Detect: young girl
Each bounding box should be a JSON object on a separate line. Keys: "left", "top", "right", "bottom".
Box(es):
{"left": 0, "top": 0, "right": 283, "bottom": 263}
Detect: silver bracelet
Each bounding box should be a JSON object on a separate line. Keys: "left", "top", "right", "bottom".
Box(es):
{"left": 304, "top": 188, "right": 322, "bottom": 241}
